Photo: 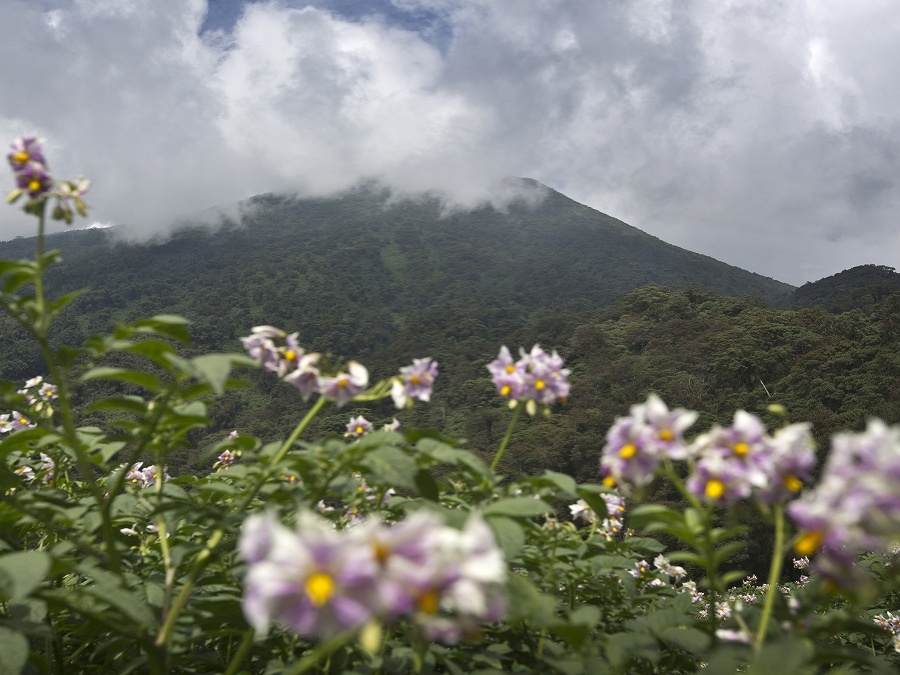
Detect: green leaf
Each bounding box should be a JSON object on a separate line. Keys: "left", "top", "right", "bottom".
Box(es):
{"left": 86, "top": 395, "right": 150, "bottom": 415}
{"left": 665, "top": 551, "right": 706, "bottom": 567}
{"left": 0, "top": 551, "right": 51, "bottom": 601}
{"left": 47, "top": 289, "right": 86, "bottom": 315}
{"left": 483, "top": 497, "right": 552, "bottom": 518}
{"left": 655, "top": 626, "right": 711, "bottom": 655}
{"left": 569, "top": 604, "right": 601, "bottom": 627}
{"left": 362, "top": 447, "right": 417, "bottom": 491}
{"left": 127, "top": 315, "right": 192, "bottom": 344}
{"left": 683, "top": 507, "right": 704, "bottom": 533}
{"left": 416, "top": 439, "right": 490, "bottom": 476}
{"left": 744, "top": 638, "right": 815, "bottom": 675}
{"left": 504, "top": 574, "right": 554, "bottom": 623}
{"left": 0, "top": 626, "right": 28, "bottom": 675}
{"left": 79, "top": 366, "right": 161, "bottom": 391}
{"left": 720, "top": 570, "right": 748, "bottom": 587}
{"left": 485, "top": 516, "right": 525, "bottom": 560}
{"left": 712, "top": 540, "right": 748, "bottom": 566}
{"left": 74, "top": 565, "right": 156, "bottom": 628}
{"left": 188, "top": 353, "right": 255, "bottom": 394}
{"left": 603, "top": 632, "right": 659, "bottom": 669}
{"left": 121, "top": 339, "right": 179, "bottom": 365}
{"left": 620, "top": 536, "right": 666, "bottom": 553}
{"left": 413, "top": 469, "right": 439, "bottom": 502}
{"left": 0, "top": 465, "right": 22, "bottom": 492}
{"left": 540, "top": 470, "right": 577, "bottom": 496}
{"left": 628, "top": 503, "right": 684, "bottom": 527}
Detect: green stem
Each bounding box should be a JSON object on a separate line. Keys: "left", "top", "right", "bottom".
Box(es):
{"left": 240, "top": 396, "right": 327, "bottom": 509}
{"left": 285, "top": 631, "right": 356, "bottom": 675}
{"left": 223, "top": 628, "right": 255, "bottom": 675}
{"left": 156, "top": 398, "right": 328, "bottom": 650}
{"left": 490, "top": 403, "right": 523, "bottom": 472}
{"left": 754, "top": 502, "right": 785, "bottom": 652}
{"left": 29, "top": 206, "right": 123, "bottom": 575}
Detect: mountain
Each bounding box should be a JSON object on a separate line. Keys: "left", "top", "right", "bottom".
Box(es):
{"left": 789, "top": 264, "right": 900, "bottom": 313}
{"left": 0, "top": 180, "right": 795, "bottom": 381}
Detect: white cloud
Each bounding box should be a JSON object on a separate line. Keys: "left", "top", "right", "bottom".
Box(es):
{"left": 0, "top": 0, "right": 899, "bottom": 285}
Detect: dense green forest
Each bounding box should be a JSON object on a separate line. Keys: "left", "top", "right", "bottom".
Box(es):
{"left": 1, "top": 186, "right": 897, "bottom": 495}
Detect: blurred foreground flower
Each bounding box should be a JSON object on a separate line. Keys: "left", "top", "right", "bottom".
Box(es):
{"left": 788, "top": 419, "right": 900, "bottom": 587}
{"left": 238, "top": 509, "right": 506, "bottom": 642}
{"left": 392, "top": 357, "right": 438, "bottom": 409}
{"left": 600, "top": 394, "right": 696, "bottom": 489}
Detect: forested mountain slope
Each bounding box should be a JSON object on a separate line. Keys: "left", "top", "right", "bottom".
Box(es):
{"left": 789, "top": 264, "right": 900, "bottom": 313}
{"left": 0, "top": 181, "right": 792, "bottom": 380}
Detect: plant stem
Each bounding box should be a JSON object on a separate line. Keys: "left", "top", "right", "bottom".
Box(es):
{"left": 239, "top": 396, "right": 327, "bottom": 509}
{"left": 285, "top": 631, "right": 356, "bottom": 675}
{"left": 754, "top": 502, "right": 785, "bottom": 652}
{"left": 490, "top": 403, "right": 523, "bottom": 472}
{"left": 223, "top": 628, "right": 255, "bottom": 675}
{"left": 30, "top": 206, "right": 123, "bottom": 575}
{"left": 155, "top": 398, "right": 328, "bottom": 650}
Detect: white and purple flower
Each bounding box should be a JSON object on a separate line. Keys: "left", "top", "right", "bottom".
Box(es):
{"left": 391, "top": 358, "right": 438, "bottom": 409}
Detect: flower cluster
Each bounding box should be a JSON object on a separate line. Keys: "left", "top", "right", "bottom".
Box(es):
{"left": 6, "top": 137, "right": 89, "bottom": 222}
{"left": 787, "top": 419, "right": 900, "bottom": 584}
{"left": 599, "top": 395, "right": 818, "bottom": 507}
{"left": 0, "top": 376, "right": 59, "bottom": 434}
{"left": 391, "top": 357, "right": 438, "bottom": 409}
{"left": 654, "top": 554, "right": 686, "bottom": 581}
{"left": 14, "top": 453, "right": 56, "bottom": 485}
{"left": 124, "top": 462, "right": 170, "bottom": 488}
{"left": 687, "top": 414, "right": 816, "bottom": 505}
{"left": 487, "top": 345, "right": 570, "bottom": 415}
{"left": 0, "top": 411, "right": 36, "bottom": 434}
{"left": 874, "top": 611, "right": 900, "bottom": 653}
{"left": 600, "top": 394, "right": 697, "bottom": 488}
{"left": 239, "top": 509, "right": 506, "bottom": 643}
{"left": 241, "top": 326, "right": 369, "bottom": 407}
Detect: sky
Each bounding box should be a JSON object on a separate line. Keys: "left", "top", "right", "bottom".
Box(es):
{"left": 2, "top": 0, "right": 900, "bottom": 286}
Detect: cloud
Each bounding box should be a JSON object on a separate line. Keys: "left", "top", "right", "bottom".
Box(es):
{"left": 1, "top": 0, "right": 899, "bottom": 285}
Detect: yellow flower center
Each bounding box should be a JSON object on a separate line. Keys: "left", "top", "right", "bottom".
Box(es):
{"left": 337, "top": 377, "right": 348, "bottom": 388}
{"left": 418, "top": 590, "right": 440, "bottom": 615}
{"left": 658, "top": 428, "right": 674, "bottom": 442}
{"left": 618, "top": 444, "right": 637, "bottom": 459}
{"left": 732, "top": 442, "right": 750, "bottom": 456}
{"left": 500, "top": 384, "right": 511, "bottom": 397}
{"left": 373, "top": 542, "right": 390, "bottom": 565}
{"left": 705, "top": 479, "right": 725, "bottom": 500}
{"left": 12, "top": 151, "right": 29, "bottom": 164}
{"left": 535, "top": 379, "right": 546, "bottom": 390}
{"left": 355, "top": 425, "right": 365, "bottom": 435}
{"left": 284, "top": 349, "right": 296, "bottom": 361}
{"left": 305, "top": 572, "right": 335, "bottom": 607}
{"left": 783, "top": 474, "right": 803, "bottom": 492}
{"left": 795, "top": 530, "right": 823, "bottom": 557}
{"left": 602, "top": 476, "right": 617, "bottom": 488}
{"left": 505, "top": 365, "right": 515, "bottom": 374}
{"left": 28, "top": 179, "right": 42, "bottom": 192}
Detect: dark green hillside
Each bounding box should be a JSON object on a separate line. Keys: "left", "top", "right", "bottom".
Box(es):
{"left": 0, "top": 181, "right": 792, "bottom": 382}
{"left": 790, "top": 264, "right": 900, "bottom": 312}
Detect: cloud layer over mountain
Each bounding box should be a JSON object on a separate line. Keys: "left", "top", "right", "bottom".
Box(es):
{"left": 2, "top": 0, "right": 899, "bottom": 284}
